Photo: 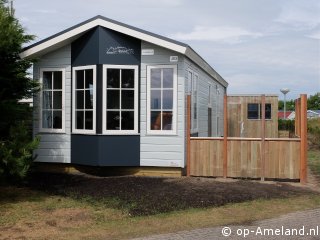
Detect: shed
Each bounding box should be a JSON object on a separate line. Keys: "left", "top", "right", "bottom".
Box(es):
{"left": 21, "top": 16, "right": 228, "bottom": 174}
{"left": 227, "top": 95, "right": 278, "bottom": 138}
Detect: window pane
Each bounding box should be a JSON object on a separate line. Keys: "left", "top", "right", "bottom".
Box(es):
{"left": 76, "top": 91, "right": 84, "bottom": 109}
{"left": 42, "top": 91, "right": 52, "bottom": 109}
{"left": 85, "top": 111, "right": 93, "bottom": 130}
{"left": 53, "top": 72, "right": 62, "bottom": 89}
{"left": 107, "top": 69, "right": 120, "bottom": 88}
{"left": 107, "top": 90, "right": 120, "bottom": 109}
{"left": 85, "top": 90, "right": 93, "bottom": 109}
{"left": 162, "top": 111, "right": 173, "bottom": 130}
{"left": 76, "top": 70, "right": 84, "bottom": 89}
{"left": 151, "top": 68, "right": 161, "bottom": 88}
{"left": 53, "top": 91, "right": 62, "bottom": 109}
{"left": 85, "top": 69, "right": 93, "bottom": 89}
{"left": 163, "top": 68, "right": 173, "bottom": 88}
{"left": 107, "top": 111, "right": 120, "bottom": 130}
{"left": 122, "top": 90, "right": 134, "bottom": 109}
{"left": 151, "top": 111, "right": 161, "bottom": 130}
{"left": 42, "top": 110, "right": 52, "bottom": 128}
{"left": 76, "top": 111, "right": 84, "bottom": 129}
{"left": 162, "top": 90, "right": 173, "bottom": 109}
{"left": 151, "top": 90, "right": 161, "bottom": 109}
{"left": 122, "top": 111, "right": 134, "bottom": 130}
{"left": 265, "top": 104, "right": 272, "bottom": 119}
{"left": 43, "top": 72, "right": 52, "bottom": 90}
{"left": 122, "top": 69, "right": 134, "bottom": 88}
{"left": 52, "top": 111, "right": 62, "bottom": 129}
{"left": 248, "top": 103, "right": 259, "bottom": 119}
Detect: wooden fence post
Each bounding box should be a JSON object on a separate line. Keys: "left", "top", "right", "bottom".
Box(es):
{"left": 261, "top": 95, "right": 266, "bottom": 181}
{"left": 186, "top": 95, "right": 191, "bottom": 177}
{"left": 223, "top": 95, "right": 228, "bottom": 178}
{"left": 295, "top": 99, "right": 301, "bottom": 137}
{"left": 300, "top": 94, "right": 307, "bottom": 184}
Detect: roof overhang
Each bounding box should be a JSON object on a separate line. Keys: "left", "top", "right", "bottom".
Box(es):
{"left": 21, "top": 16, "right": 228, "bottom": 87}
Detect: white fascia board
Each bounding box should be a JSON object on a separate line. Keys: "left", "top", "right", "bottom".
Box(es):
{"left": 185, "top": 47, "right": 228, "bottom": 88}
{"left": 96, "top": 19, "right": 187, "bottom": 54}
{"left": 20, "top": 20, "right": 100, "bottom": 58}
{"left": 21, "top": 18, "right": 187, "bottom": 59}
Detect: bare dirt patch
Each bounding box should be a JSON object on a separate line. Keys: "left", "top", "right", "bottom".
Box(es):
{"left": 27, "top": 172, "right": 315, "bottom": 216}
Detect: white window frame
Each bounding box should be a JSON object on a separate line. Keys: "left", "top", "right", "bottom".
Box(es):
{"left": 147, "top": 65, "right": 177, "bottom": 135}
{"left": 188, "top": 69, "right": 199, "bottom": 133}
{"left": 102, "top": 65, "right": 139, "bottom": 134}
{"left": 39, "top": 68, "right": 65, "bottom": 133}
{"left": 72, "top": 65, "right": 96, "bottom": 134}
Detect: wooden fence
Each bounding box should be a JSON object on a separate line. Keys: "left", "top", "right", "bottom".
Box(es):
{"left": 187, "top": 94, "right": 307, "bottom": 182}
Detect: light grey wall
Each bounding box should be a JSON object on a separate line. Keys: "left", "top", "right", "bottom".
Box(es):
{"left": 140, "top": 41, "right": 185, "bottom": 167}
{"left": 33, "top": 45, "right": 71, "bottom": 163}
{"left": 184, "top": 58, "right": 226, "bottom": 137}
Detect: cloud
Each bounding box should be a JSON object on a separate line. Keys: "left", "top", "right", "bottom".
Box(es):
{"left": 275, "top": 1, "right": 320, "bottom": 30}
{"left": 307, "top": 31, "right": 320, "bottom": 40}
{"left": 169, "top": 26, "right": 263, "bottom": 44}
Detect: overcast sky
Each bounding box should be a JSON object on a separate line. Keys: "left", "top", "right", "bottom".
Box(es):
{"left": 13, "top": 0, "right": 320, "bottom": 100}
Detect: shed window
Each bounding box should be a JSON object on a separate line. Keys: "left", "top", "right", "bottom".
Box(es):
{"left": 40, "top": 69, "right": 65, "bottom": 133}
{"left": 102, "top": 65, "right": 138, "bottom": 134}
{"left": 247, "top": 103, "right": 272, "bottom": 120}
{"left": 147, "top": 65, "right": 177, "bottom": 134}
{"left": 72, "top": 65, "right": 96, "bottom": 134}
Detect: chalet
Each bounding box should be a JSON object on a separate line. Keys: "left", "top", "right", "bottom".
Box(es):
{"left": 21, "top": 16, "right": 228, "bottom": 174}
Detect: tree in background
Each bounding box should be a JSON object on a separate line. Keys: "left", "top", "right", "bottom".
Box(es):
{"left": 0, "top": 0, "right": 39, "bottom": 184}
{"left": 278, "top": 99, "right": 295, "bottom": 111}
{"left": 307, "top": 92, "right": 320, "bottom": 110}
{"left": 278, "top": 93, "right": 320, "bottom": 111}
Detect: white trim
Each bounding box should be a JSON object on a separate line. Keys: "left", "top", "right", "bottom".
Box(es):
{"left": 147, "top": 65, "right": 177, "bottom": 135}
{"left": 39, "top": 68, "right": 66, "bottom": 133}
{"left": 72, "top": 65, "right": 96, "bottom": 134}
{"left": 188, "top": 69, "right": 199, "bottom": 134}
{"left": 208, "top": 82, "right": 212, "bottom": 108}
{"left": 102, "top": 65, "right": 139, "bottom": 135}
{"left": 20, "top": 19, "right": 186, "bottom": 59}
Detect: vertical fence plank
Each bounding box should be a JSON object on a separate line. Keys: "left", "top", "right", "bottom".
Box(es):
{"left": 223, "top": 95, "right": 228, "bottom": 178}
{"left": 186, "top": 95, "right": 191, "bottom": 176}
{"left": 261, "top": 95, "right": 266, "bottom": 180}
{"left": 295, "top": 99, "right": 301, "bottom": 137}
{"left": 300, "top": 94, "right": 307, "bottom": 183}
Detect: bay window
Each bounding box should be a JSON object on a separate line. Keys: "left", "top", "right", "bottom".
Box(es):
{"left": 72, "top": 65, "right": 96, "bottom": 134}
{"left": 40, "top": 68, "right": 65, "bottom": 133}
{"left": 147, "top": 65, "right": 177, "bottom": 134}
{"left": 102, "top": 65, "right": 138, "bottom": 134}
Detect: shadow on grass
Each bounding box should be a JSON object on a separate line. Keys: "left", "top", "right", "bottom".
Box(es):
{"left": 20, "top": 172, "right": 316, "bottom": 217}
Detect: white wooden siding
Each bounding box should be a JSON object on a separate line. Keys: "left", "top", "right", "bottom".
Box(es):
{"left": 33, "top": 45, "right": 71, "bottom": 163}
{"left": 140, "top": 41, "right": 185, "bottom": 167}
{"left": 184, "top": 58, "right": 225, "bottom": 137}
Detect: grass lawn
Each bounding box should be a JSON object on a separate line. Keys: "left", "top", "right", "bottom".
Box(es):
{"left": 0, "top": 186, "right": 320, "bottom": 240}
{"left": 309, "top": 150, "right": 320, "bottom": 180}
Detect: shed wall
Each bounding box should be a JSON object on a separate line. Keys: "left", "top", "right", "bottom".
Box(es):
{"left": 227, "top": 95, "right": 278, "bottom": 138}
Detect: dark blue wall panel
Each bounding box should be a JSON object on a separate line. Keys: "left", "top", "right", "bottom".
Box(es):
{"left": 72, "top": 26, "right": 141, "bottom": 66}
{"left": 71, "top": 135, "right": 140, "bottom": 166}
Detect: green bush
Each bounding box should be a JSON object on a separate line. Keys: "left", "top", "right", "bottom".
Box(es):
{"left": 0, "top": 121, "right": 39, "bottom": 184}
{"left": 278, "top": 119, "right": 295, "bottom": 132}
{"left": 308, "top": 119, "right": 320, "bottom": 149}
